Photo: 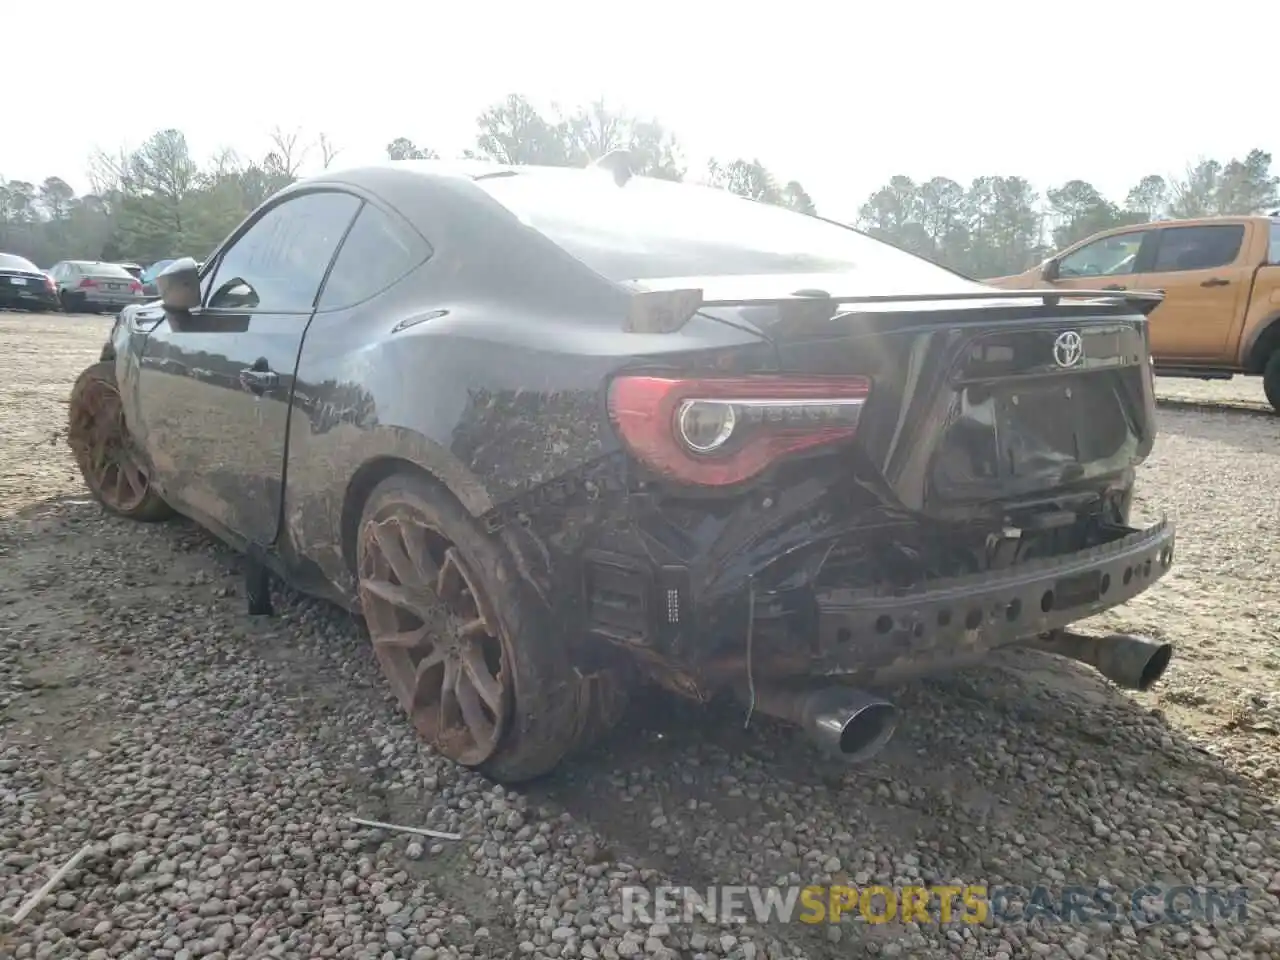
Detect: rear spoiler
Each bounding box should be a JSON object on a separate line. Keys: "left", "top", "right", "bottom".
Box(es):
{"left": 625, "top": 286, "right": 1166, "bottom": 333}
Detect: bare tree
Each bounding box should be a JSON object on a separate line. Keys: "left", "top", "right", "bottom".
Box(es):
{"left": 317, "top": 133, "right": 341, "bottom": 170}
{"left": 86, "top": 147, "right": 132, "bottom": 199}
{"left": 268, "top": 126, "right": 310, "bottom": 178}
{"left": 206, "top": 148, "right": 245, "bottom": 180}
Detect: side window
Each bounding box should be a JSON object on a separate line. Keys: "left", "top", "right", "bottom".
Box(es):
{"left": 1151, "top": 225, "right": 1245, "bottom": 273}
{"left": 1058, "top": 232, "right": 1149, "bottom": 278}
{"left": 1269, "top": 223, "right": 1280, "bottom": 265}
{"left": 206, "top": 191, "right": 360, "bottom": 312}
{"left": 317, "top": 203, "right": 429, "bottom": 310}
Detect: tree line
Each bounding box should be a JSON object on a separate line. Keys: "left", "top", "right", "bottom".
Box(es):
{"left": 1, "top": 92, "right": 1277, "bottom": 279}
{"left": 857, "top": 153, "right": 1279, "bottom": 278}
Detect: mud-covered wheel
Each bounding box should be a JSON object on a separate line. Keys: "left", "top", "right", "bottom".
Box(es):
{"left": 1264, "top": 351, "right": 1280, "bottom": 414}
{"left": 67, "top": 361, "right": 172, "bottom": 521}
{"left": 356, "top": 472, "right": 623, "bottom": 782}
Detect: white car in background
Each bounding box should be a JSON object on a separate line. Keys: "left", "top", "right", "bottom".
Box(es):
{"left": 48, "top": 260, "right": 148, "bottom": 313}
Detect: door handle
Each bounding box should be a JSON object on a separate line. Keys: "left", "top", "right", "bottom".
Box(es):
{"left": 1101, "top": 284, "right": 1127, "bottom": 291}
{"left": 1201, "top": 277, "right": 1230, "bottom": 288}
{"left": 239, "top": 366, "right": 278, "bottom": 394}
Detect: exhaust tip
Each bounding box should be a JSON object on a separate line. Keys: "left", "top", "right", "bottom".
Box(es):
{"left": 838, "top": 703, "right": 898, "bottom": 761}
{"left": 1135, "top": 642, "right": 1173, "bottom": 692}
{"left": 811, "top": 700, "right": 898, "bottom": 763}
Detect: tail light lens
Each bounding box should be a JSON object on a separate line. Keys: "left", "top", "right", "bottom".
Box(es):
{"left": 129, "top": 280, "right": 143, "bottom": 293}
{"left": 607, "top": 374, "right": 872, "bottom": 487}
{"left": 79, "top": 277, "right": 98, "bottom": 288}
{"left": 44, "top": 275, "right": 56, "bottom": 291}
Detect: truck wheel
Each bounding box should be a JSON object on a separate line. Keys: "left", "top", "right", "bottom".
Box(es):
{"left": 355, "top": 471, "right": 626, "bottom": 782}
{"left": 67, "top": 362, "right": 173, "bottom": 521}
{"left": 1265, "top": 352, "right": 1280, "bottom": 414}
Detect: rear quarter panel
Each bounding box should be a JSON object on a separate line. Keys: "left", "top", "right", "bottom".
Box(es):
{"left": 281, "top": 256, "right": 773, "bottom": 602}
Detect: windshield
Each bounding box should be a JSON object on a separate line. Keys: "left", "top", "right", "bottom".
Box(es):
{"left": 475, "top": 170, "right": 965, "bottom": 287}
{"left": 0, "top": 253, "right": 39, "bottom": 272}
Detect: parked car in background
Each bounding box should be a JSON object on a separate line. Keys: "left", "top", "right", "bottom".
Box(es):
{"left": 67, "top": 159, "right": 1176, "bottom": 782}
{"left": 0, "top": 252, "right": 61, "bottom": 311}
{"left": 986, "top": 215, "right": 1280, "bottom": 411}
{"left": 140, "top": 259, "right": 177, "bottom": 297}
{"left": 50, "top": 260, "right": 147, "bottom": 313}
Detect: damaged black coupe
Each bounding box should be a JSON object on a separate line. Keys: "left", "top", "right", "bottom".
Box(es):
{"left": 69, "top": 156, "right": 1176, "bottom": 782}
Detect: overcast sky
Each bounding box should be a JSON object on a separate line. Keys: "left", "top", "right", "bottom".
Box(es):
{"left": 9, "top": 0, "right": 1276, "bottom": 223}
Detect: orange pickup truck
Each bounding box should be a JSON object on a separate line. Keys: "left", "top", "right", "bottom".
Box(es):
{"left": 987, "top": 215, "right": 1280, "bottom": 411}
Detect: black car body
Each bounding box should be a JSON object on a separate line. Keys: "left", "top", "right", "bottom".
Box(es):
{"left": 73, "top": 160, "right": 1176, "bottom": 781}
{"left": 0, "top": 252, "right": 60, "bottom": 311}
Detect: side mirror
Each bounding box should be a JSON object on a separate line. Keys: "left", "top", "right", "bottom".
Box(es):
{"left": 157, "top": 257, "right": 201, "bottom": 312}
{"left": 1040, "top": 258, "right": 1060, "bottom": 282}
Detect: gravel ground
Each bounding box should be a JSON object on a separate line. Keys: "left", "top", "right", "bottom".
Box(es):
{"left": 2, "top": 312, "right": 1279, "bottom": 960}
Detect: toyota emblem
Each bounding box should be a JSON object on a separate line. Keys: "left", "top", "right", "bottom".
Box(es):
{"left": 1053, "top": 330, "right": 1084, "bottom": 369}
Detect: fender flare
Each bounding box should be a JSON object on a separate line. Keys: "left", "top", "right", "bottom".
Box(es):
{"left": 282, "top": 422, "right": 497, "bottom": 597}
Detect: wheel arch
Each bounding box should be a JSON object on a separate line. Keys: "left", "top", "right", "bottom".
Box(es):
{"left": 337, "top": 447, "right": 494, "bottom": 577}
{"left": 1242, "top": 311, "right": 1280, "bottom": 373}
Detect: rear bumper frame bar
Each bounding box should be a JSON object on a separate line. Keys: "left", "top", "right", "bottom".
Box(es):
{"left": 810, "top": 519, "right": 1174, "bottom": 672}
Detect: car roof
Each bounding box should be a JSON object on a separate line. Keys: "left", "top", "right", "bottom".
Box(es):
{"left": 295, "top": 159, "right": 669, "bottom": 201}
{"left": 322, "top": 158, "right": 542, "bottom": 183}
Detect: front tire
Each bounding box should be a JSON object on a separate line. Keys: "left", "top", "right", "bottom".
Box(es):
{"left": 1264, "top": 351, "right": 1280, "bottom": 415}
{"left": 355, "top": 472, "right": 626, "bottom": 782}
{"left": 67, "top": 361, "right": 172, "bottom": 521}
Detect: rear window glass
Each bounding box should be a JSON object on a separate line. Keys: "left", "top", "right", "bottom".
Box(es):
{"left": 77, "top": 262, "right": 134, "bottom": 279}
{"left": 474, "top": 170, "right": 965, "bottom": 288}
{"left": 0, "top": 253, "right": 39, "bottom": 272}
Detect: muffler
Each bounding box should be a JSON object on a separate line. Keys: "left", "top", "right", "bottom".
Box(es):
{"left": 739, "top": 682, "right": 898, "bottom": 762}
{"left": 1027, "top": 630, "right": 1173, "bottom": 692}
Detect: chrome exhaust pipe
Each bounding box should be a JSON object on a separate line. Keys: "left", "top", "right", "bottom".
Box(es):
{"left": 740, "top": 682, "right": 898, "bottom": 762}
{"left": 1028, "top": 630, "right": 1174, "bottom": 692}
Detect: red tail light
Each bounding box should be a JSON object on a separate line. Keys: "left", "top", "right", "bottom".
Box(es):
{"left": 44, "top": 275, "right": 56, "bottom": 292}
{"left": 129, "top": 280, "right": 142, "bottom": 293}
{"left": 607, "top": 374, "right": 872, "bottom": 487}
{"left": 79, "top": 278, "right": 98, "bottom": 288}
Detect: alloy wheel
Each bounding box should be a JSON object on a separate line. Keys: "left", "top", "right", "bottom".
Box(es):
{"left": 357, "top": 509, "right": 511, "bottom": 765}
{"left": 68, "top": 378, "right": 152, "bottom": 514}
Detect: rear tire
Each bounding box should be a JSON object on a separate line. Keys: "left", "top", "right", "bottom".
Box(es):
{"left": 67, "top": 361, "right": 173, "bottom": 522}
{"left": 355, "top": 471, "right": 627, "bottom": 782}
{"left": 1265, "top": 352, "right": 1280, "bottom": 415}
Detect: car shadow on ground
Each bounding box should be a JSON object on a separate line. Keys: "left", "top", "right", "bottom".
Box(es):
{"left": 529, "top": 642, "right": 1275, "bottom": 954}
